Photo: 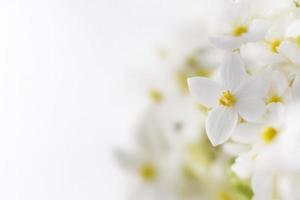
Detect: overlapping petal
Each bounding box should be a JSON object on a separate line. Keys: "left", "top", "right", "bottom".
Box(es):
{"left": 206, "top": 107, "right": 238, "bottom": 146}
{"left": 236, "top": 97, "right": 266, "bottom": 121}
{"left": 220, "top": 52, "right": 247, "bottom": 91}
{"left": 188, "top": 77, "right": 222, "bottom": 107}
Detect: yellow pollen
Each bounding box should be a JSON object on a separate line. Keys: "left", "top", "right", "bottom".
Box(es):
{"left": 261, "top": 127, "right": 278, "bottom": 143}
{"left": 149, "top": 89, "right": 163, "bottom": 103}
{"left": 219, "top": 91, "right": 236, "bottom": 107}
{"left": 267, "top": 95, "right": 283, "bottom": 104}
{"left": 296, "top": 36, "right": 300, "bottom": 46}
{"left": 270, "top": 39, "right": 281, "bottom": 53}
{"left": 218, "top": 191, "right": 233, "bottom": 200}
{"left": 139, "top": 163, "right": 156, "bottom": 182}
{"left": 232, "top": 26, "right": 248, "bottom": 37}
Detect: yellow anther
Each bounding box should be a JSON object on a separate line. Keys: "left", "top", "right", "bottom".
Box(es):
{"left": 296, "top": 36, "right": 300, "bottom": 46}
{"left": 218, "top": 191, "right": 233, "bottom": 200}
{"left": 149, "top": 89, "right": 163, "bottom": 103}
{"left": 219, "top": 91, "right": 236, "bottom": 107}
{"left": 267, "top": 95, "right": 283, "bottom": 104}
{"left": 139, "top": 163, "right": 156, "bottom": 182}
{"left": 261, "top": 127, "right": 278, "bottom": 143}
{"left": 232, "top": 26, "right": 248, "bottom": 37}
{"left": 270, "top": 39, "right": 281, "bottom": 53}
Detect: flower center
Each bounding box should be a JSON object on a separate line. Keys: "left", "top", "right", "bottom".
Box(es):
{"left": 267, "top": 95, "right": 283, "bottom": 104}
{"left": 232, "top": 26, "right": 248, "bottom": 37}
{"left": 219, "top": 91, "right": 236, "bottom": 107}
{"left": 295, "top": 36, "right": 300, "bottom": 46}
{"left": 149, "top": 89, "right": 163, "bottom": 103}
{"left": 270, "top": 39, "right": 281, "bottom": 53}
{"left": 139, "top": 163, "right": 156, "bottom": 182}
{"left": 261, "top": 127, "right": 278, "bottom": 143}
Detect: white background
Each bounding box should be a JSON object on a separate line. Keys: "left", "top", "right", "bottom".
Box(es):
{"left": 0, "top": 0, "right": 216, "bottom": 199}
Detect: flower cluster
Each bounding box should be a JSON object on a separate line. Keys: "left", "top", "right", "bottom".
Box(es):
{"left": 116, "top": 0, "right": 300, "bottom": 200}
{"left": 189, "top": 0, "right": 300, "bottom": 199}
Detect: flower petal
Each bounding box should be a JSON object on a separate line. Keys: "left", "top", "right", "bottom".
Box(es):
{"left": 235, "top": 74, "right": 270, "bottom": 98}
{"left": 220, "top": 52, "right": 247, "bottom": 91}
{"left": 232, "top": 122, "right": 262, "bottom": 144}
{"left": 209, "top": 36, "right": 242, "bottom": 50}
{"left": 279, "top": 41, "right": 300, "bottom": 65}
{"left": 285, "top": 19, "right": 300, "bottom": 38}
{"left": 236, "top": 97, "right": 266, "bottom": 122}
{"left": 113, "top": 149, "right": 139, "bottom": 171}
{"left": 292, "top": 76, "right": 300, "bottom": 100}
{"left": 252, "top": 169, "right": 273, "bottom": 200}
{"left": 232, "top": 153, "right": 254, "bottom": 179}
{"left": 244, "top": 19, "right": 269, "bottom": 42}
{"left": 188, "top": 77, "right": 222, "bottom": 107}
{"left": 270, "top": 70, "right": 289, "bottom": 96}
{"left": 206, "top": 107, "right": 238, "bottom": 146}
{"left": 264, "top": 103, "right": 285, "bottom": 126}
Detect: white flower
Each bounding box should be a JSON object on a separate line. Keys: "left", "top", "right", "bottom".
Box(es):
{"left": 233, "top": 103, "right": 300, "bottom": 200}
{"left": 210, "top": 0, "right": 268, "bottom": 50}
{"left": 279, "top": 19, "right": 300, "bottom": 65}
{"left": 265, "top": 70, "right": 291, "bottom": 105}
{"left": 114, "top": 108, "right": 181, "bottom": 200}
{"left": 188, "top": 52, "right": 269, "bottom": 146}
{"left": 240, "top": 16, "right": 292, "bottom": 69}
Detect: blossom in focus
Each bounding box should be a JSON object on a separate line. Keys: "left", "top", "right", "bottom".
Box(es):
{"left": 188, "top": 52, "right": 269, "bottom": 146}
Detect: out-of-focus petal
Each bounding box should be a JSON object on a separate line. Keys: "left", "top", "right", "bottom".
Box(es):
{"left": 292, "top": 76, "right": 300, "bottom": 100}
{"left": 270, "top": 70, "right": 289, "bottom": 96}
{"left": 232, "top": 123, "right": 262, "bottom": 144}
{"left": 265, "top": 103, "right": 286, "bottom": 126}
{"left": 245, "top": 19, "right": 270, "bottom": 42}
{"left": 236, "top": 98, "right": 266, "bottom": 122}
{"left": 209, "top": 36, "right": 242, "bottom": 50}
{"left": 232, "top": 153, "right": 254, "bottom": 179}
{"left": 252, "top": 169, "right": 273, "bottom": 200}
{"left": 279, "top": 41, "right": 300, "bottom": 65}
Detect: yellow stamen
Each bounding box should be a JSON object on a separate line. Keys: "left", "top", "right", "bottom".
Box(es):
{"left": 267, "top": 95, "right": 282, "bottom": 104}
{"left": 261, "top": 127, "right": 278, "bottom": 143}
{"left": 270, "top": 39, "right": 281, "bottom": 53}
{"left": 218, "top": 191, "right": 233, "bottom": 200}
{"left": 139, "top": 163, "right": 156, "bottom": 182}
{"left": 149, "top": 89, "right": 163, "bottom": 103}
{"left": 219, "top": 91, "right": 236, "bottom": 107}
{"left": 296, "top": 36, "right": 300, "bottom": 46}
{"left": 232, "top": 26, "right": 248, "bottom": 37}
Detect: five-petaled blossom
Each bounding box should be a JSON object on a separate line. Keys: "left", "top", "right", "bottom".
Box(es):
{"left": 188, "top": 52, "right": 269, "bottom": 146}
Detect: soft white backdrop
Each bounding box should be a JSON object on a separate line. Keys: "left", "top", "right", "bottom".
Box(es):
{"left": 0, "top": 0, "right": 216, "bottom": 199}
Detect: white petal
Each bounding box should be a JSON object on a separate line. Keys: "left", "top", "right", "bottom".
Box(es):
{"left": 285, "top": 19, "right": 300, "bottom": 38}
{"left": 270, "top": 70, "right": 289, "bottom": 96}
{"left": 188, "top": 77, "right": 221, "bottom": 107}
{"left": 252, "top": 169, "right": 273, "bottom": 200}
{"left": 232, "top": 153, "right": 254, "bottom": 179}
{"left": 264, "top": 103, "right": 285, "bottom": 126}
{"left": 232, "top": 123, "right": 262, "bottom": 144}
{"left": 236, "top": 97, "right": 266, "bottom": 122}
{"left": 292, "top": 76, "right": 300, "bottom": 100}
{"left": 220, "top": 51, "right": 247, "bottom": 91}
{"left": 279, "top": 41, "right": 300, "bottom": 65}
{"left": 235, "top": 74, "right": 270, "bottom": 98}
{"left": 206, "top": 107, "right": 238, "bottom": 146}
{"left": 244, "top": 19, "right": 269, "bottom": 42}
{"left": 222, "top": 142, "right": 250, "bottom": 156}
{"left": 209, "top": 36, "right": 242, "bottom": 50}
{"left": 113, "top": 149, "right": 139, "bottom": 171}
